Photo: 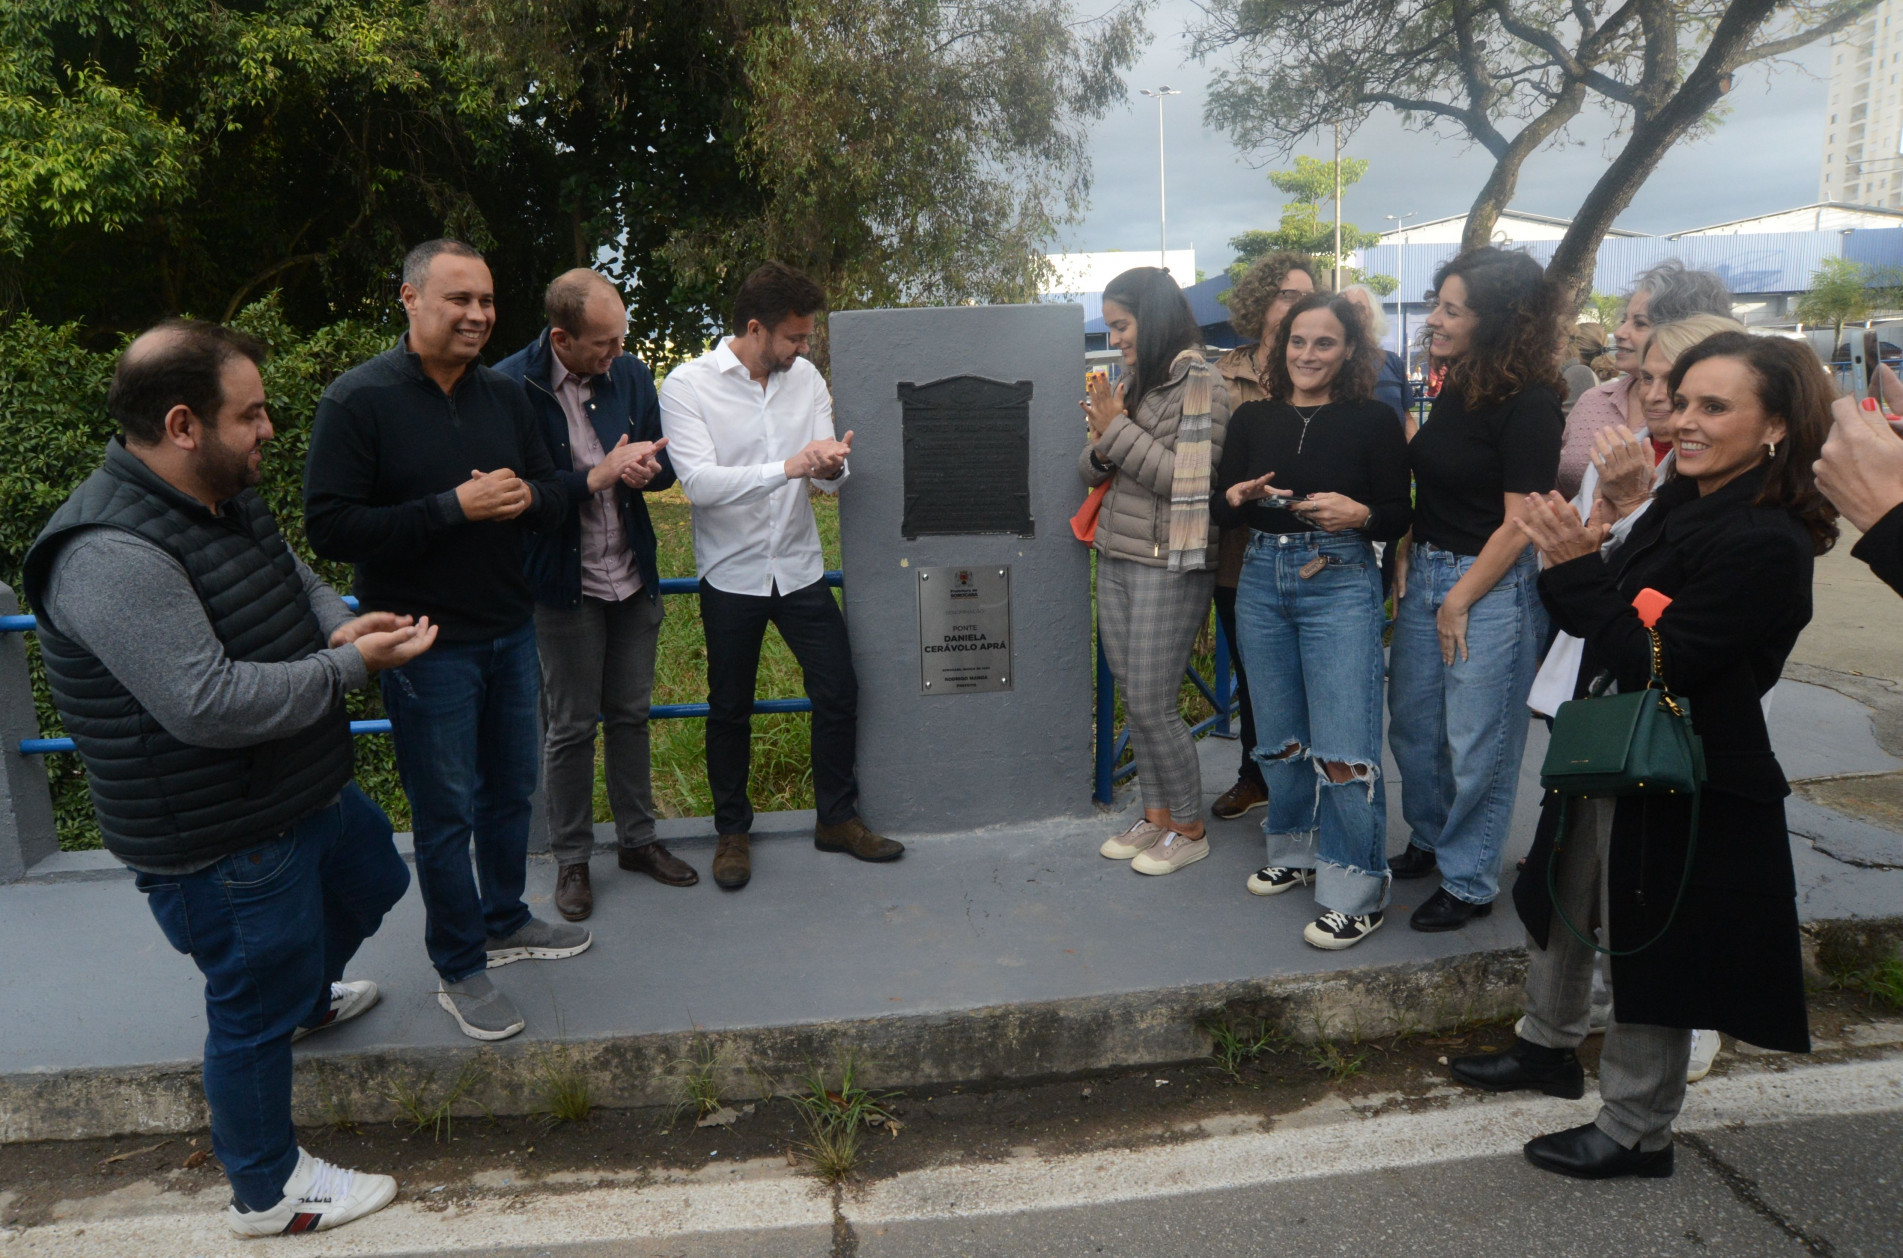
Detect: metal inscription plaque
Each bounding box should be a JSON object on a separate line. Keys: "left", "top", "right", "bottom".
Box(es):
{"left": 916, "top": 565, "right": 1012, "bottom": 695}
{"left": 898, "top": 376, "right": 1034, "bottom": 538}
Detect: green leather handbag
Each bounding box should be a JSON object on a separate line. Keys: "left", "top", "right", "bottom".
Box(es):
{"left": 1538, "top": 627, "right": 1706, "bottom": 956}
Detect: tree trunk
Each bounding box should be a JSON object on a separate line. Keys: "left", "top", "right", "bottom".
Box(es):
{"left": 1544, "top": 0, "right": 1782, "bottom": 309}
{"left": 1460, "top": 84, "right": 1588, "bottom": 254}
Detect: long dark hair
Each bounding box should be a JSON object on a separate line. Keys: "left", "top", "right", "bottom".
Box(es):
{"left": 1431, "top": 246, "right": 1565, "bottom": 409}
{"left": 1103, "top": 267, "right": 1204, "bottom": 413}
{"left": 1665, "top": 331, "right": 1839, "bottom": 555}
{"left": 1265, "top": 293, "right": 1380, "bottom": 405}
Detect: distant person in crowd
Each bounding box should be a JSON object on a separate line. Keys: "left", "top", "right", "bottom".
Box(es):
{"left": 1387, "top": 246, "right": 1565, "bottom": 932}
{"left": 1463, "top": 332, "right": 1837, "bottom": 1180}
{"left": 496, "top": 270, "right": 688, "bottom": 923}
{"left": 305, "top": 239, "right": 586, "bottom": 1044}
{"left": 1559, "top": 261, "right": 1733, "bottom": 496}
{"left": 1212, "top": 293, "right": 1411, "bottom": 948}
{"left": 1339, "top": 283, "right": 1410, "bottom": 425}
{"left": 1818, "top": 361, "right": 1903, "bottom": 591}
{"left": 1208, "top": 251, "right": 1315, "bottom": 821}
{"left": 24, "top": 322, "right": 434, "bottom": 1234}
{"left": 1084, "top": 266, "right": 1232, "bottom": 873}
{"left": 1562, "top": 323, "right": 1607, "bottom": 415}
{"left": 658, "top": 261, "right": 900, "bottom": 891}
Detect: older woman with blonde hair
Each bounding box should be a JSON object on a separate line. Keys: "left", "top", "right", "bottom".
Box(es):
{"left": 1339, "top": 283, "right": 1409, "bottom": 425}
{"left": 1207, "top": 251, "right": 1319, "bottom": 820}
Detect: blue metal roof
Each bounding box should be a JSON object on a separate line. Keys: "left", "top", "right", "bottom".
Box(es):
{"left": 1078, "top": 272, "right": 1236, "bottom": 335}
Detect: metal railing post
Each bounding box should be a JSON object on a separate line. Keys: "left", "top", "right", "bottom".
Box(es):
{"left": 1212, "top": 608, "right": 1234, "bottom": 738}
{"left": 0, "top": 584, "right": 57, "bottom": 881}
{"left": 1093, "top": 631, "right": 1116, "bottom": 805}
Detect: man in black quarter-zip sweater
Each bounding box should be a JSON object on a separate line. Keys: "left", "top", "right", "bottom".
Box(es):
{"left": 305, "top": 238, "right": 586, "bottom": 1044}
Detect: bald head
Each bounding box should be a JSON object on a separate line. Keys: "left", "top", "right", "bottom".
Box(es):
{"left": 546, "top": 270, "right": 629, "bottom": 378}
{"left": 109, "top": 320, "right": 267, "bottom": 446}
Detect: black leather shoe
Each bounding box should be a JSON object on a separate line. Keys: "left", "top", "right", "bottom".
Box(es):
{"left": 1389, "top": 844, "right": 1438, "bottom": 880}
{"left": 1524, "top": 1122, "right": 1674, "bottom": 1180}
{"left": 1450, "top": 1038, "right": 1585, "bottom": 1099}
{"left": 1410, "top": 886, "right": 1493, "bottom": 931}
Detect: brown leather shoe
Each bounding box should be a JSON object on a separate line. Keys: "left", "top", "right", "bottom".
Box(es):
{"left": 814, "top": 816, "right": 904, "bottom": 862}
{"left": 554, "top": 863, "right": 593, "bottom": 921}
{"left": 619, "top": 841, "right": 699, "bottom": 887}
{"left": 1211, "top": 776, "right": 1268, "bottom": 820}
{"left": 712, "top": 834, "right": 751, "bottom": 890}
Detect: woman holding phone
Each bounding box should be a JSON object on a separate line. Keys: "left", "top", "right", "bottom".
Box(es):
{"left": 1081, "top": 267, "right": 1232, "bottom": 873}
{"left": 1387, "top": 246, "right": 1565, "bottom": 932}
{"left": 1457, "top": 332, "right": 1836, "bottom": 1180}
{"left": 1213, "top": 293, "right": 1411, "bottom": 947}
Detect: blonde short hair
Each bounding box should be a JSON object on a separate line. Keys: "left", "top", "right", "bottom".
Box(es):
{"left": 1339, "top": 284, "right": 1389, "bottom": 340}
{"left": 1641, "top": 314, "right": 1747, "bottom": 368}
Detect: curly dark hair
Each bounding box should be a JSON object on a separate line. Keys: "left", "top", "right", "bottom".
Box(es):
{"left": 1227, "top": 251, "right": 1318, "bottom": 346}
{"left": 1264, "top": 293, "right": 1380, "bottom": 406}
{"left": 1431, "top": 246, "right": 1565, "bottom": 410}
{"left": 1665, "top": 331, "right": 1840, "bottom": 556}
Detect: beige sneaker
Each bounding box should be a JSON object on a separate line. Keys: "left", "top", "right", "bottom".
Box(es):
{"left": 1131, "top": 830, "right": 1209, "bottom": 875}
{"left": 1101, "top": 818, "right": 1167, "bottom": 860}
{"left": 1686, "top": 1029, "right": 1721, "bottom": 1083}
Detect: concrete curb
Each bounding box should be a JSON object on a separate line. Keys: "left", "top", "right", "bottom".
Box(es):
{"left": 0, "top": 946, "right": 1530, "bottom": 1144}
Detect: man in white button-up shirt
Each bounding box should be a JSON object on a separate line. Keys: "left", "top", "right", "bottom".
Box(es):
{"left": 659, "top": 262, "right": 903, "bottom": 888}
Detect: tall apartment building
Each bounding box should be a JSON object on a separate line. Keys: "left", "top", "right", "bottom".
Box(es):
{"left": 1820, "top": 3, "right": 1903, "bottom": 207}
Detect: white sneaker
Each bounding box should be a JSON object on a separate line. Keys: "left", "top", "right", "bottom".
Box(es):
{"left": 1686, "top": 1029, "right": 1721, "bottom": 1082}
{"left": 292, "top": 981, "right": 380, "bottom": 1043}
{"left": 1130, "top": 831, "right": 1209, "bottom": 875}
{"left": 1303, "top": 909, "right": 1384, "bottom": 950}
{"left": 1246, "top": 866, "right": 1313, "bottom": 896}
{"left": 226, "top": 1147, "right": 397, "bottom": 1236}
{"left": 1100, "top": 819, "right": 1166, "bottom": 860}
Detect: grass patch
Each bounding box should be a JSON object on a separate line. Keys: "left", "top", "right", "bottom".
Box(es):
{"left": 1202, "top": 1016, "right": 1292, "bottom": 1082}
{"left": 386, "top": 1063, "right": 480, "bottom": 1142}
{"left": 787, "top": 1056, "right": 901, "bottom": 1183}
{"left": 1830, "top": 955, "right": 1903, "bottom": 1012}
{"left": 672, "top": 1037, "right": 724, "bottom": 1126}
{"left": 1305, "top": 1039, "right": 1370, "bottom": 1083}
{"left": 532, "top": 1047, "right": 594, "bottom": 1129}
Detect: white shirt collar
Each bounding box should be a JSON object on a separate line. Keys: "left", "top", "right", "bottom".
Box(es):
{"left": 711, "top": 338, "right": 749, "bottom": 377}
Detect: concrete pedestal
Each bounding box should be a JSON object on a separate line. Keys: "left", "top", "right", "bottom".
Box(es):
{"left": 830, "top": 304, "right": 1092, "bottom": 834}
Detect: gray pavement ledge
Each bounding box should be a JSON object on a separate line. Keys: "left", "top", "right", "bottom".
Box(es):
{"left": 2, "top": 681, "right": 1900, "bottom": 1145}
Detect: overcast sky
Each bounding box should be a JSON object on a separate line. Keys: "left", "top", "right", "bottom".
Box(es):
{"left": 1066, "top": 0, "right": 1836, "bottom": 272}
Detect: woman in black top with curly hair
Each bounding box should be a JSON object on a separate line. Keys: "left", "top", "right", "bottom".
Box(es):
{"left": 1387, "top": 247, "right": 1566, "bottom": 932}
{"left": 1455, "top": 332, "right": 1837, "bottom": 1180}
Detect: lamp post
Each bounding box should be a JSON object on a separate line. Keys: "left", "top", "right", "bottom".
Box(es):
{"left": 1385, "top": 211, "right": 1417, "bottom": 378}
{"left": 1140, "top": 86, "right": 1180, "bottom": 270}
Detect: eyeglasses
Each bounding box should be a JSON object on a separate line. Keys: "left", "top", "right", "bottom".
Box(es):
{"left": 1275, "top": 289, "right": 1309, "bottom": 303}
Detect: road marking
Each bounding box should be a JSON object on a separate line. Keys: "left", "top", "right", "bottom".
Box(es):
{"left": 18, "top": 1054, "right": 1900, "bottom": 1256}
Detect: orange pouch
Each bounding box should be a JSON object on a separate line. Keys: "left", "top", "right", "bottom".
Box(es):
{"left": 1071, "top": 477, "right": 1112, "bottom": 544}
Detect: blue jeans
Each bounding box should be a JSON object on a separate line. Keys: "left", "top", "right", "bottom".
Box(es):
{"left": 1234, "top": 530, "right": 1391, "bottom": 916}
{"left": 135, "top": 784, "right": 408, "bottom": 1211}
{"left": 380, "top": 620, "right": 539, "bottom": 982}
{"left": 1387, "top": 542, "right": 1546, "bottom": 905}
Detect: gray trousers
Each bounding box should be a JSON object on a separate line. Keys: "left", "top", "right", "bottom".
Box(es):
{"left": 536, "top": 593, "right": 665, "bottom": 866}
{"left": 1521, "top": 796, "right": 1692, "bottom": 1152}
{"left": 1097, "top": 557, "right": 1217, "bottom": 823}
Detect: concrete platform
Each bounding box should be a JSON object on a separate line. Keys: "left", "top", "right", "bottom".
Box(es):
{"left": 2, "top": 683, "right": 1899, "bottom": 1143}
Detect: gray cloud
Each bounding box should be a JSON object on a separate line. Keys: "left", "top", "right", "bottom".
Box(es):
{"left": 1067, "top": 0, "right": 1834, "bottom": 270}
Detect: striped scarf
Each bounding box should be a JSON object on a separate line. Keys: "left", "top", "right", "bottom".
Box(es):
{"left": 1165, "top": 349, "right": 1215, "bottom": 572}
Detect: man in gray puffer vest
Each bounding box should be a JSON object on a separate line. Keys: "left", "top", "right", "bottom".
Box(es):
{"left": 22, "top": 321, "right": 438, "bottom": 1237}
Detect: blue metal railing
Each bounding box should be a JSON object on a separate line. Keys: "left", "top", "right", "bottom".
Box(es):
{"left": 3, "top": 573, "right": 844, "bottom": 755}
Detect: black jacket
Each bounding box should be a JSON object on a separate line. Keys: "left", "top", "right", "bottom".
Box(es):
{"left": 23, "top": 441, "right": 352, "bottom": 868}
{"left": 303, "top": 337, "right": 565, "bottom": 642}
{"left": 492, "top": 330, "right": 676, "bottom": 608}
{"left": 1516, "top": 468, "right": 1817, "bottom": 1052}
{"left": 1851, "top": 500, "right": 1903, "bottom": 596}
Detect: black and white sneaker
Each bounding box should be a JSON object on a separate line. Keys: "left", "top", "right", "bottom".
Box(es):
{"left": 1303, "top": 910, "right": 1384, "bottom": 950}
{"left": 1246, "top": 866, "right": 1314, "bottom": 897}
{"left": 292, "top": 980, "right": 380, "bottom": 1043}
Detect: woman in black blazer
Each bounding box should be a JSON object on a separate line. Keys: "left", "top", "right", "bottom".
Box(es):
{"left": 1451, "top": 331, "right": 1839, "bottom": 1180}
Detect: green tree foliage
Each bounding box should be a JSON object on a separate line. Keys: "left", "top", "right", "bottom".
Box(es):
{"left": 0, "top": 301, "right": 407, "bottom": 848}
{"left": 1225, "top": 156, "right": 1385, "bottom": 284}
{"left": 1794, "top": 257, "right": 1877, "bottom": 347}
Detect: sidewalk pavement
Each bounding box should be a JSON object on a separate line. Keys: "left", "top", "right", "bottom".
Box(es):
{"left": 4, "top": 673, "right": 1900, "bottom": 1144}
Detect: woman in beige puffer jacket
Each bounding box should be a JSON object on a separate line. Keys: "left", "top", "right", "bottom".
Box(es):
{"left": 1081, "top": 267, "right": 1232, "bottom": 876}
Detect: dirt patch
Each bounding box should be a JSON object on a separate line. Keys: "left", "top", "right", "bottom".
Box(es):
{"left": 1796, "top": 771, "right": 1903, "bottom": 832}
{"left": 1, "top": 989, "right": 1894, "bottom": 1232}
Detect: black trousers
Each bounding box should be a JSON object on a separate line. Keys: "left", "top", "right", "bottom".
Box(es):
{"left": 1212, "top": 584, "right": 1264, "bottom": 787}
{"left": 699, "top": 577, "right": 860, "bottom": 835}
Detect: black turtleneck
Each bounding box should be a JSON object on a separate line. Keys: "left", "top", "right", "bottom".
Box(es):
{"left": 1210, "top": 397, "right": 1412, "bottom": 542}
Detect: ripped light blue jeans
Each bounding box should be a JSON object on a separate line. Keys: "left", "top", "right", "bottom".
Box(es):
{"left": 1233, "top": 529, "right": 1391, "bottom": 916}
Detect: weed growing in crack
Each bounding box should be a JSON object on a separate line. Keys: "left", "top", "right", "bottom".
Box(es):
{"left": 675, "top": 1037, "right": 724, "bottom": 1123}
{"left": 387, "top": 1063, "right": 480, "bottom": 1141}
{"left": 788, "top": 1056, "right": 900, "bottom": 1183}
{"left": 1834, "top": 955, "right": 1903, "bottom": 1011}
{"left": 1201, "top": 1016, "right": 1292, "bottom": 1082}
{"left": 533, "top": 1046, "right": 593, "bottom": 1129}
{"left": 322, "top": 1091, "right": 360, "bottom": 1135}
{"left": 1306, "top": 1039, "right": 1369, "bottom": 1083}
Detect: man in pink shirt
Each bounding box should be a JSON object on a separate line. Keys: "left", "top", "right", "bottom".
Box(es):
{"left": 497, "top": 270, "right": 689, "bottom": 920}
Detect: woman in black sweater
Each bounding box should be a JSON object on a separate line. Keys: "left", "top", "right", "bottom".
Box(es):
{"left": 1212, "top": 293, "right": 1412, "bottom": 949}
{"left": 1454, "top": 332, "right": 1838, "bottom": 1180}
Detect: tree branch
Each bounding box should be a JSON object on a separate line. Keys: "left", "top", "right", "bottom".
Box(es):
{"left": 1745, "top": 0, "right": 1884, "bottom": 63}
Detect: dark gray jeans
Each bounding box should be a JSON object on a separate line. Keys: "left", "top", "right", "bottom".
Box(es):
{"left": 536, "top": 593, "right": 664, "bottom": 866}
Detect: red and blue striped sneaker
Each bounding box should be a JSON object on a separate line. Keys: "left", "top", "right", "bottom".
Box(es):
{"left": 226, "top": 1148, "right": 397, "bottom": 1236}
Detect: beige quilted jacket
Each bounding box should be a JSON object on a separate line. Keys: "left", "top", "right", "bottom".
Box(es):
{"left": 1077, "top": 353, "right": 1231, "bottom": 568}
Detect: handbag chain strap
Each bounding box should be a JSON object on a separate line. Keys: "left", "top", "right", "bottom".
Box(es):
{"left": 1644, "top": 626, "right": 1685, "bottom": 718}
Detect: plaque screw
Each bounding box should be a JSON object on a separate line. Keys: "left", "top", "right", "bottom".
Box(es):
{"left": 998, "top": 569, "right": 1005, "bottom": 576}
{"left": 924, "top": 681, "right": 932, "bottom": 688}
{"left": 920, "top": 573, "right": 929, "bottom": 581}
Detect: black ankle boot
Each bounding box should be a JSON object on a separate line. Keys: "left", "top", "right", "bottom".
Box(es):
{"left": 1449, "top": 1037, "right": 1586, "bottom": 1100}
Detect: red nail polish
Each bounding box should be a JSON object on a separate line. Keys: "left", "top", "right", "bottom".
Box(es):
{"left": 1865, "top": 398, "right": 1880, "bottom": 412}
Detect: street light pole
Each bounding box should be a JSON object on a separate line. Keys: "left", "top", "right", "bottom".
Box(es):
{"left": 1385, "top": 211, "right": 1418, "bottom": 379}
{"left": 1140, "top": 87, "right": 1180, "bottom": 270}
